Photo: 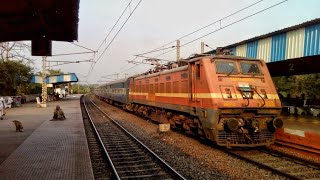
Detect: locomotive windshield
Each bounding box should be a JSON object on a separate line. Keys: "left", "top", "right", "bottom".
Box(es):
{"left": 215, "top": 61, "right": 238, "bottom": 75}
{"left": 240, "top": 62, "right": 262, "bottom": 75}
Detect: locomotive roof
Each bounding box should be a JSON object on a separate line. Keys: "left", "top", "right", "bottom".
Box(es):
{"left": 105, "top": 78, "right": 130, "bottom": 85}
{"left": 134, "top": 65, "right": 188, "bottom": 80}
{"left": 186, "top": 54, "right": 261, "bottom": 63}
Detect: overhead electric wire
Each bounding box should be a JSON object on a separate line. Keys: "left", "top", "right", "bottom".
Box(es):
{"left": 120, "top": 57, "right": 138, "bottom": 69}
{"left": 95, "top": 0, "right": 143, "bottom": 63}
{"left": 96, "top": 0, "right": 134, "bottom": 51}
{"left": 88, "top": 0, "right": 143, "bottom": 78}
{"left": 135, "top": 46, "right": 175, "bottom": 56}
{"left": 155, "top": 0, "right": 289, "bottom": 58}
{"left": 137, "top": 0, "right": 264, "bottom": 56}
{"left": 70, "top": 42, "right": 96, "bottom": 52}
{"left": 51, "top": 51, "right": 95, "bottom": 56}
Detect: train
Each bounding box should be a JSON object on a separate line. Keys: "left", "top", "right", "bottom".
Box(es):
{"left": 94, "top": 55, "right": 283, "bottom": 147}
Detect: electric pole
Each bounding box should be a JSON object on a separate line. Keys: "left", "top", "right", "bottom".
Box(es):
{"left": 41, "top": 56, "right": 47, "bottom": 107}
{"left": 201, "top": 42, "right": 205, "bottom": 54}
{"left": 176, "top": 40, "right": 180, "bottom": 63}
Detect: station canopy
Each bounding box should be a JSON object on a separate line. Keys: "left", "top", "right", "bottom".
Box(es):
{"left": 31, "top": 73, "right": 78, "bottom": 85}
{"left": 0, "top": 0, "right": 80, "bottom": 55}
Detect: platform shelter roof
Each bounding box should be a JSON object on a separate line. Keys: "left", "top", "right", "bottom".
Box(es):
{"left": 31, "top": 73, "right": 78, "bottom": 84}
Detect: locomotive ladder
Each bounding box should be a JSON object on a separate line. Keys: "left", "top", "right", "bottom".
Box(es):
{"left": 82, "top": 96, "right": 186, "bottom": 180}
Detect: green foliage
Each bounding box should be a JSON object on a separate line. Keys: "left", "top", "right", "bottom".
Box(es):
{"left": 0, "top": 60, "right": 33, "bottom": 95}
{"left": 273, "top": 74, "right": 320, "bottom": 98}
{"left": 70, "top": 84, "right": 92, "bottom": 94}
{"left": 47, "top": 69, "right": 64, "bottom": 76}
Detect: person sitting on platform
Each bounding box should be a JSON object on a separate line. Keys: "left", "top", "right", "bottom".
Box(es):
{"left": 51, "top": 105, "right": 66, "bottom": 121}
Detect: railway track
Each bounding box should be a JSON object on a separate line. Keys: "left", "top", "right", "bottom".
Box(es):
{"left": 275, "top": 139, "right": 320, "bottom": 156}
{"left": 82, "top": 96, "right": 186, "bottom": 180}
{"left": 80, "top": 96, "right": 113, "bottom": 179}
{"left": 225, "top": 148, "right": 320, "bottom": 180}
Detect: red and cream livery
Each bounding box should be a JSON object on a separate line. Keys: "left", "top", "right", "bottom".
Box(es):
{"left": 96, "top": 55, "right": 283, "bottom": 147}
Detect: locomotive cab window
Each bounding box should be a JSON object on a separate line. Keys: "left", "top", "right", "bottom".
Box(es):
{"left": 215, "top": 61, "right": 238, "bottom": 75}
{"left": 240, "top": 61, "right": 262, "bottom": 75}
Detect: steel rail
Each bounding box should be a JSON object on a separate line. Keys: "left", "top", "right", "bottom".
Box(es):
{"left": 82, "top": 96, "right": 121, "bottom": 180}
{"left": 87, "top": 97, "right": 186, "bottom": 180}
{"left": 225, "top": 149, "right": 299, "bottom": 180}
{"left": 224, "top": 148, "right": 320, "bottom": 180}
{"left": 260, "top": 148, "right": 320, "bottom": 170}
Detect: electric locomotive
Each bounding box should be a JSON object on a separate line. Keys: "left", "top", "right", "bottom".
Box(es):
{"left": 95, "top": 55, "right": 283, "bottom": 147}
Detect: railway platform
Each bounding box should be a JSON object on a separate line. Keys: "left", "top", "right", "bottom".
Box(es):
{"left": 0, "top": 94, "right": 94, "bottom": 180}
{"left": 276, "top": 115, "right": 320, "bottom": 151}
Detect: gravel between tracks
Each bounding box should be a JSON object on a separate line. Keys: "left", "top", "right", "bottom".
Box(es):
{"left": 91, "top": 96, "right": 285, "bottom": 180}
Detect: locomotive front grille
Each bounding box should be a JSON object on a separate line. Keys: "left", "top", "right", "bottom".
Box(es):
{"left": 216, "top": 130, "right": 275, "bottom": 147}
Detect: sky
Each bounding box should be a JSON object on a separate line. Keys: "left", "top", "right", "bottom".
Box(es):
{"left": 32, "top": 0, "right": 320, "bottom": 84}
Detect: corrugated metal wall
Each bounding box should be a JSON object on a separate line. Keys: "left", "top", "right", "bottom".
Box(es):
{"left": 230, "top": 22, "right": 320, "bottom": 63}
{"left": 304, "top": 23, "right": 320, "bottom": 56}
{"left": 230, "top": 47, "right": 236, "bottom": 55}
{"left": 286, "top": 28, "right": 305, "bottom": 59}
{"left": 257, "top": 37, "right": 272, "bottom": 62}
{"left": 236, "top": 44, "right": 247, "bottom": 57}
{"left": 270, "top": 33, "right": 286, "bottom": 62}
{"left": 246, "top": 41, "right": 258, "bottom": 58}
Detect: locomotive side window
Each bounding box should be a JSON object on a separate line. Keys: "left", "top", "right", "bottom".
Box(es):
{"left": 181, "top": 73, "right": 188, "bottom": 79}
{"left": 240, "top": 62, "right": 262, "bottom": 75}
{"left": 215, "top": 61, "right": 238, "bottom": 74}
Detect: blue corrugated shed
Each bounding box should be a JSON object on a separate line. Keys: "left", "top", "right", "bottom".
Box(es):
{"left": 304, "top": 23, "right": 320, "bottom": 56}
{"left": 207, "top": 19, "right": 320, "bottom": 63}
{"left": 270, "top": 33, "right": 287, "bottom": 62}
{"left": 246, "top": 41, "right": 258, "bottom": 58}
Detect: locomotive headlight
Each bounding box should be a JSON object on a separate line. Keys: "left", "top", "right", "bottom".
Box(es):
{"left": 267, "top": 118, "right": 283, "bottom": 132}
{"left": 242, "top": 92, "right": 253, "bottom": 99}
{"left": 225, "top": 118, "right": 239, "bottom": 131}
{"left": 272, "top": 118, "right": 283, "bottom": 129}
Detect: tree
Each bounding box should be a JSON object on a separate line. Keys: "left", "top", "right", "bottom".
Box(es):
{"left": 273, "top": 74, "right": 320, "bottom": 99}
{"left": 47, "top": 69, "right": 64, "bottom": 76}
{"left": 0, "top": 42, "right": 33, "bottom": 63}
{"left": 0, "top": 60, "right": 33, "bottom": 95}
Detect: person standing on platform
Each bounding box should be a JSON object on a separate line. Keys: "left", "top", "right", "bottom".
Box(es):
{"left": 0, "top": 97, "right": 5, "bottom": 120}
